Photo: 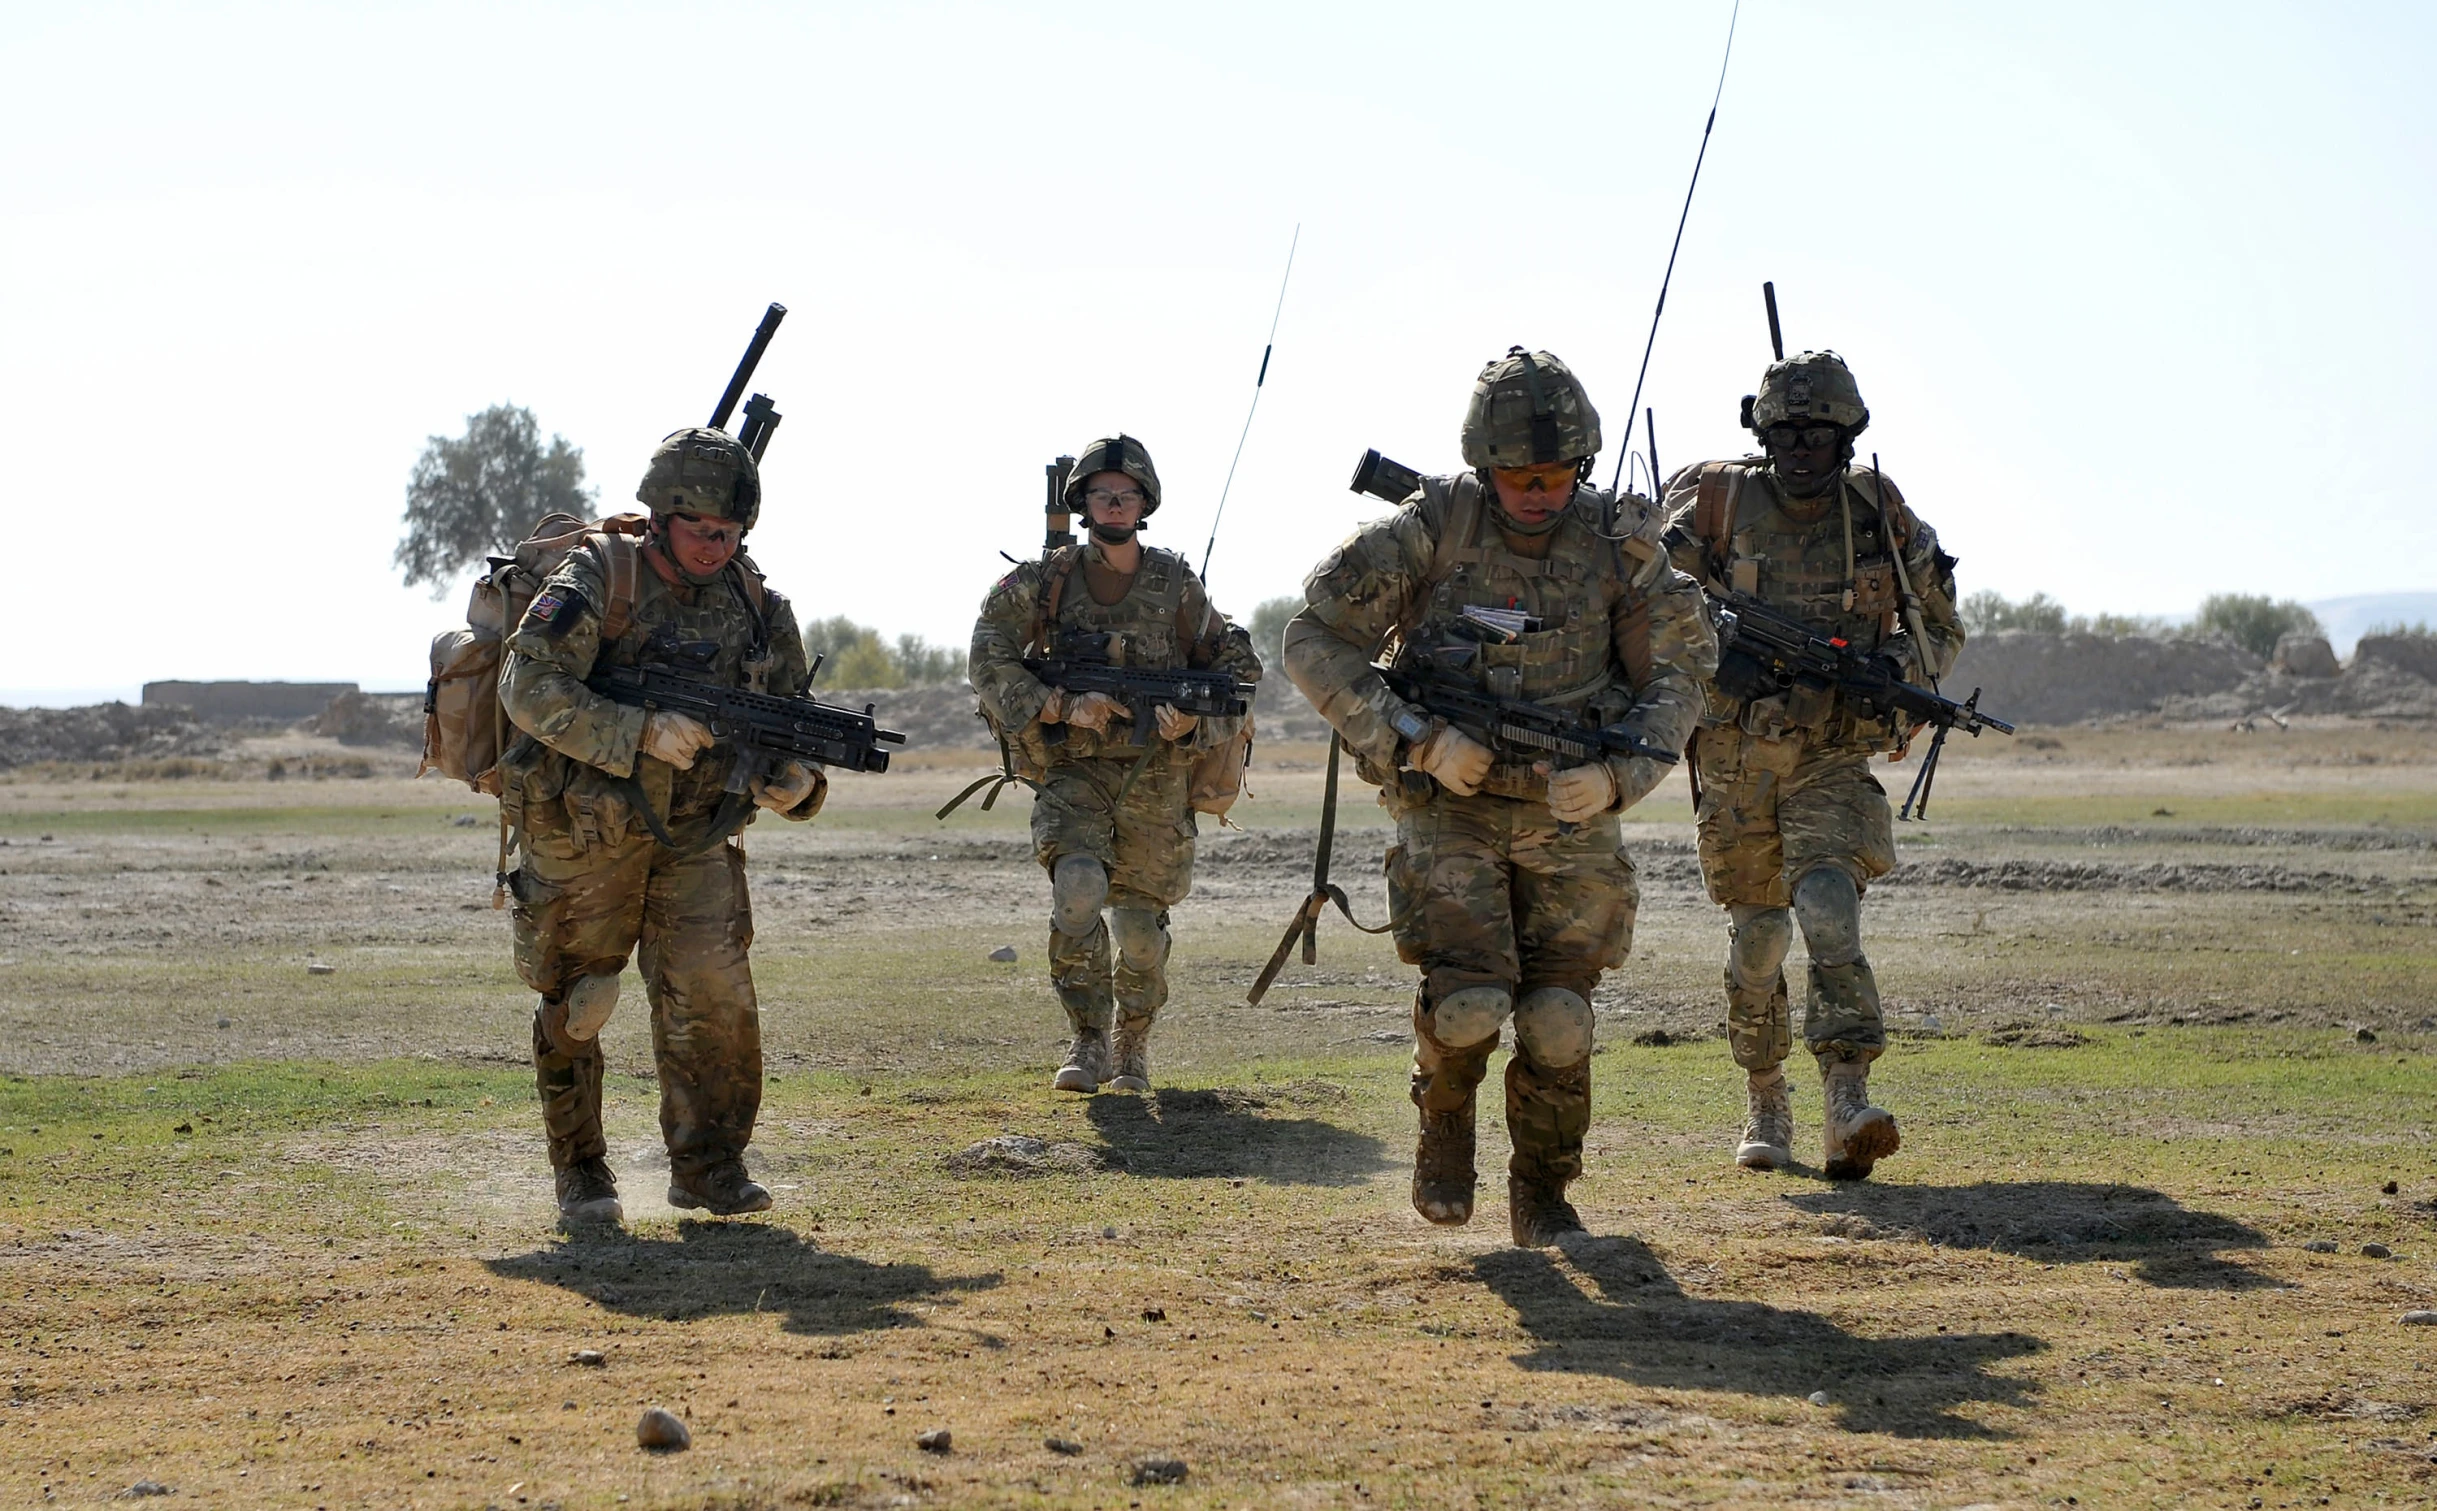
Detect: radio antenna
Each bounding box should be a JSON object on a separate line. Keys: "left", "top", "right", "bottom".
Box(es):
{"left": 1201, "top": 224, "right": 1301, "bottom": 580}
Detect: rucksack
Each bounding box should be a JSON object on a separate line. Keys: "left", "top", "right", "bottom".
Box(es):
{"left": 419, "top": 512, "right": 648, "bottom": 794}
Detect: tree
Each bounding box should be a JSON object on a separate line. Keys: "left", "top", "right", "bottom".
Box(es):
{"left": 1960, "top": 590, "right": 2070, "bottom": 635}
{"left": 394, "top": 405, "right": 595, "bottom": 594}
{"left": 800, "top": 615, "right": 965, "bottom": 688}
{"left": 2193, "top": 594, "right": 2322, "bottom": 661}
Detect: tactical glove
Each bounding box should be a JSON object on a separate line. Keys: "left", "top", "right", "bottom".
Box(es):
{"left": 1057, "top": 691, "right": 1128, "bottom": 734}
{"left": 750, "top": 760, "right": 825, "bottom": 817}
{"left": 1544, "top": 761, "right": 1616, "bottom": 823}
{"left": 1405, "top": 722, "right": 1492, "bottom": 797}
{"left": 640, "top": 711, "right": 715, "bottom": 771}
{"left": 1154, "top": 703, "right": 1199, "bottom": 742}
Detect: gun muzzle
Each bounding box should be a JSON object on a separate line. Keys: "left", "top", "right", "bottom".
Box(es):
{"left": 1350, "top": 449, "right": 1422, "bottom": 505}
{"left": 710, "top": 302, "right": 788, "bottom": 431}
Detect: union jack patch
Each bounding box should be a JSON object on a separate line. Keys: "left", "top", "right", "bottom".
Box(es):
{"left": 529, "top": 592, "right": 566, "bottom": 623}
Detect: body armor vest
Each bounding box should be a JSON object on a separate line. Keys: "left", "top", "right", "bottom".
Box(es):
{"left": 595, "top": 558, "right": 776, "bottom": 817}
{"left": 1039, "top": 544, "right": 1190, "bottom": 760}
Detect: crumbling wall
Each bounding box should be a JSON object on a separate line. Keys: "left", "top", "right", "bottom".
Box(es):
{"left": 144, "top": 681, "right": 358, "bottom": 722}
{"left": 1943, "top": 631, "right": 2260, "bottom": 724}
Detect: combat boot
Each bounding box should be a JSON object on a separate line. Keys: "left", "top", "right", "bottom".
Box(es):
{"left": 554, "top": 1156, "right": 624, "bottom": 1225}
{"left": 1820, "top": 1057, "right": 1900, "bottom": 1180}
{"left": 668, "top": 1157, "right": 772, "bottom": 1215}
{"left": 1735, "top": 1066, "right": 1793, "bottom": 1171}
{"left": 1412, "top": 1103, "right": 1477, "bottom": 1226}
{"left": 1108, "top": 1016, "right": 1153, "bottom": 1093}
{"left": 1508, "top": 1174, "right": 1586, "bottom": 1248}
{"left": 1052, "top": 1027, "right": 1110, "bottom": 1093}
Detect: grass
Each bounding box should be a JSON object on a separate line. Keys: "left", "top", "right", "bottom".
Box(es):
{"left": 5, "top": 1028, "right": 2437, "bottom": 1508}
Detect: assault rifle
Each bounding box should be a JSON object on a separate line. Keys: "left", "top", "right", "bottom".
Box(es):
{"left": 1709, "top": 589, "right": 2013, "bottom": 818}
{"left": 1379, "top": 666, "right": 1679, "bottom": 771}
{"left": 584, "top": 663, "right": 906, "bottom": 851}
{"left": 1024, "top": 633, "right": 1253, "bottom": 749}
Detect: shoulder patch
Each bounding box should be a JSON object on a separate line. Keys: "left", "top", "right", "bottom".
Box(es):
{"left": 522, "top": 587, "right": 587, "bottom": 635}
{"left": 529, "top": 592, "right": 565, "bottom": 623}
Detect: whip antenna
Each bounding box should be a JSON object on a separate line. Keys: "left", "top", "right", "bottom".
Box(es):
{"left": 1201, "top": 224, "right": 1301, "bottom": 579}
{"left": 1609, "top": 0, "right": 1742, "bottom": 494}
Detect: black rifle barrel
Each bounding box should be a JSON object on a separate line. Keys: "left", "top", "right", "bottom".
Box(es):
{"left": 1764, "top": 281, "right": 1784, "bottom": 362}
{"left": 709, "top": 302, "right": 788, "bottom": 431}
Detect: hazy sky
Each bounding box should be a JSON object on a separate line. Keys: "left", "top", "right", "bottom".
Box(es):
{"left": 3, "top": 1, "right": 2431, "bottom": 702}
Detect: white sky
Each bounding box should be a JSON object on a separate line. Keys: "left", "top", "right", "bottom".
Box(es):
{"left": 3, "top": 1, "right": 2431, "bottom": 702}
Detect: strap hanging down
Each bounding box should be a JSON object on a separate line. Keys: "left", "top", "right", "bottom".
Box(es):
{"left": 1246, "top": 733, "right": 1392, "bottom": 1005}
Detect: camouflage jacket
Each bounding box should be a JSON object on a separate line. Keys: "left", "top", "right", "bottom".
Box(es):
{"left": 1662, "top": 458, "right": 1964, "bottom": 747}
{"left": 499, "top": 543, "right": 821, "bottom": 844}
{"left": 970, "top": 542, "right": 1262, "bottom": 764}
{"left": 1282, "top": 473, "right": 1717, "bottom": 807}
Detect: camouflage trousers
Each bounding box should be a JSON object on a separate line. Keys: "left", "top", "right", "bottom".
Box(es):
{"left": 508, "top": 826, "right": 762, "bottom": 1180}
{"left": 1389, "top": 790, "right": 1636, "bottom": 1183}
{"left": 1032, "top": 752, "right": 1194, "bottom": 1034}
{"left": 1692, "top": 722, "right": 1896, "bottom": 1067}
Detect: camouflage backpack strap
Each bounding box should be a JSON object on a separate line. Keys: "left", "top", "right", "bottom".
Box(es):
{"left": 587, "top": 529, "right": 643, "bottom": 644}
{"left": 1693, "top": 462, "right": 1740, "bottom": 582}
{"left": 1030, "top": 543, "right": 1085, "bottom": 653}
{"left": 1390, "top": 472, "right": 1489, "bottom": 649}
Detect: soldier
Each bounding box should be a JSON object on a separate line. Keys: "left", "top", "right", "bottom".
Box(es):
{"left": 970, "top": 436, "right": 1263, "bottom": 1094}
{"left": 498, "top": 426, "right": 827, "bottom": 1224}
{"left": 1660, "top": 351, "right": 1964, "bottom": 1179}
{"left": 1283, "top": 349, "right": 1716, "bottom": 1247}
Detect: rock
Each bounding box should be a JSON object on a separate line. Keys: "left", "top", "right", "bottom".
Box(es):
{"left": 943, "top": 1135, "right": 1107, "bottom": 1177}
{"left": 1141, "top": 1307, "right": 1166, "bottom": 1323}
{"left": 116, "top": 1484, "right": 173, "bottom": 1500}
{"left": 988, "top": 945, "right": 1019, "bottom": 963}
{"left": 916, "top": 1428, "right": 952, "bottom": 1454}
{"left": 2356, "top": 1027, "right": 2379, "bottom": 1043}
{"left": 306, "top": 963, "right": 336, "bottom": 976}
{"left": 1920, "top": 1014, "right": 1944, "bottom": 1036}
{"left": 2303, "top": 1239, "right": 2339, "bottom": 1254}
{"left": 2403, "top": 1311, "right": 2437, "bottom": 1326}
{"left": 2362, "top": 1243, "right": 2394, "bottom": 1259}
{"left": 569, "top": 1349, "right": 606, "bottom": 1367}
{"left": 2384, "top": 1181, "right": 2400, "bottom": 1195}
{"left": 1807, "top": 1391, "right": 1830, "bottom": 1406}
{"left": 1130, "top": 1457, "right": 1189, "bottom": 1486}
{"left": 636, "top": 1408, "right": 690, "bottom": 1451}
{"left": 1045, "top": 1437, "right": 1084, "bottom": 1455}
{"left": 2271, "top": 632, "right": 2340, "bottom": 679}
{"left": 1632, "top": 1028, "right": 1676, "bottom": 1047}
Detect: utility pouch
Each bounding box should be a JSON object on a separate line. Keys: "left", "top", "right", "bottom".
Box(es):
{"left": 1851, "top": 555, "right": 1898, "bottom": 616}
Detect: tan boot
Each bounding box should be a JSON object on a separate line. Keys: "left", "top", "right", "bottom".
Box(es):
{"left": 1412, "top": 1104, "right": 1477, "bottom": 1226}
{"left": 554, "top": 1156, "right": 624, "bottom": 1225}
{"left": 1820, "top": 1057, "right": 1899, "bottom": 1180}
{"left": 1735, "top": 1066, "right": 1793, "bottom": 1171}
{"left": 1107, "top": 1016, "right": 1152, "bottom": 1093}
{"left": 1508, "top": 1174, "right": 1586, "bottom": 1248}
{"left": 1052, "top": 1028, "right": 1109, "bottom": 1093}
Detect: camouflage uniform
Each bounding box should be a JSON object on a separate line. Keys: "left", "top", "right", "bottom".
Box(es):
{"left": 969, "top": 436, "right": 1262, "bottom": 1092}
{"left": 1284, "top": 349, "right": 1716, "bottom": 1243}
{"left": 499, "top": 428, "right": 822, "bottom": 1216}
{"left": 1662, "top": 350, "right": 1963, "bottom": 1176}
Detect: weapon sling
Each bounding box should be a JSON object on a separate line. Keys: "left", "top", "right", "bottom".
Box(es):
{"left": 1246, "top": 733, "right": 1392, "bottom": 1006}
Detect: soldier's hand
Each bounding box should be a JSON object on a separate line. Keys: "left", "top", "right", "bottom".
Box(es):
{"left": 1542, "top": 761, "right": 1617, "bottom": 823}
{"left": 640, "top": 711, "right": 716, "bottom": 771}
{"left": 1154, "top": 703, "right": 1199, "bottom": 742}
{"left": 750, "top": 760, "right": 825, "bottom": 816}
{"left": 1405, "top": 723, "right": 1492, "bottom": 797}
{"left": 1062, "top": 691, "right": 1128, "bottom": 733}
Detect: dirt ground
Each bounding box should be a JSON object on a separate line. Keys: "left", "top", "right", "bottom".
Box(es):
{"left": 2, "top": 721, "right": 2434, "bottom": 1507}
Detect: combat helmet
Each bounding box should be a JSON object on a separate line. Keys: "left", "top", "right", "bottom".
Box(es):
{"left": 635, "top": 427, "right": 761, "bottom": 531}
{"left": 1744, "top": 351, "right": 1869, "bottom": 437}
{"left": 1459, "top": 347, "right": 1602, "bottom": 469}
{"left": 1062, "top": 434, "right": 1162, "bottom": 518}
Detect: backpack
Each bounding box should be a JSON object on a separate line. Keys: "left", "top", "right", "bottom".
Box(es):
{"left": 419, "top": 512, "right": 648, "bottom": 795}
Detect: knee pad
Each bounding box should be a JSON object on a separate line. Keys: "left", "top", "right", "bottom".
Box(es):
{"left": 562, "top": 972, "right": 620, "bottom": 1042}
{"left": 1727, "top": 904, "right": 1793, "bottom": 985}
{"left": 1791, "top": 867, "right": 1863, "bottom": 967}
{"left": 1428, "top": 985, "right": 1513, "bottom": 1048}
{"left": 1108, "top": 906, "right": 1167, "bottom": 970}
{"left": 1513, "top": 987, "right": 1594, "bottom": 1068}
{"left": 1050, "top": 855, "right": 1109, "bottom": 938}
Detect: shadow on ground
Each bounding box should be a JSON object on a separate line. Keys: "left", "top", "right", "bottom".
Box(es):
{"left": 487, "top": 1221, "right": 1002, "bottom": 1338}
{"left": 1085, "top": 1083, "right": 1392, "bottom": 1186}
{"left": 1783, "top": 1181, "right": 2273, "bottom": 1289}
{"left": 1477, "top": 1235, "right": 2041, "bottom": 1438}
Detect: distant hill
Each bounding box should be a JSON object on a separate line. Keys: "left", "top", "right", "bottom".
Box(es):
{"left": 2306, "top": 593, "right": 2437, "bottom": 656}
